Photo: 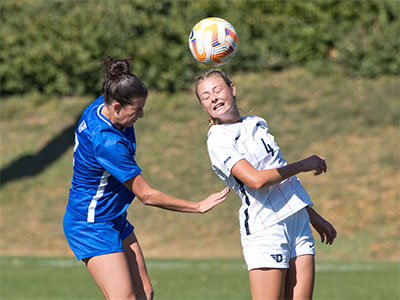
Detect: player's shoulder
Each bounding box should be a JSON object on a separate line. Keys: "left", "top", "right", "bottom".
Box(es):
{"left": 244, "top": 115, "right": 268, "bottom": 126}
{"left": 77, "top": 96, "right": 118, "bottom": 142}
{"left": 81, "top": 96, "right": 104, "bottom": 117}
{"left": 78, "top": 96, "right": 104, "bottom": 128}
{"left": 207, "top": 121, "right": 240, "bottom": 141}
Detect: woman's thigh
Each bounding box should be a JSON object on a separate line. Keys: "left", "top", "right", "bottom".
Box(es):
{"left": 248, "top": 268, "right": 287, "bottom": 300}
{"left": 122, "top": 231, "right": 154, "bottom": 300}
{"left": 85, "top": 252, "right": 136, "bottom": 300}
{"left": 285, "top": 254, "right": 315, "bottom": 300}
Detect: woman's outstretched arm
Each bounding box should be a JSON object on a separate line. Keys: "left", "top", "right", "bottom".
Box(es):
{"left": 124, "top": 174, "right": 229, "bottom": 213}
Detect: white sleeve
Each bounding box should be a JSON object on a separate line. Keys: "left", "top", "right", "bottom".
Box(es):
{"left": 207, "top": 128, "right": 245, "bottom": 178}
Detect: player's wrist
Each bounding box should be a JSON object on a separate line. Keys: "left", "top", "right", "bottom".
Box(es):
{"left": 295, "top": 159, "right": 307, "bottom": 173}
{"left": 193, "top": 200, "right": 201, "bottom": 213}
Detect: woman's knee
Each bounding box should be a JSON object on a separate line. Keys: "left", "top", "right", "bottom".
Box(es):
{"left": 144, "top": 286, "right": 154, "bottom": 300}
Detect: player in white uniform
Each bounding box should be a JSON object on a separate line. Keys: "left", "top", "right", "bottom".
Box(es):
{"left": 195, "top": 70, "right": 337, "bottom": 300}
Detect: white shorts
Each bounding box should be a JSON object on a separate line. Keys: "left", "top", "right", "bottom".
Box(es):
{"left": 241, "top": 208, "right": 315, "bottom": 271}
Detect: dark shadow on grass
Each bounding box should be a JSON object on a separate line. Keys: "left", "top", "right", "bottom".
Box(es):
{"left": 0, "top": 117, "right": 80, "bottom": 187}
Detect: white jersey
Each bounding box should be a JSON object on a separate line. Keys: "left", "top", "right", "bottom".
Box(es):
{"left": 207, "top": 116, "right": 313, "bottom": 236}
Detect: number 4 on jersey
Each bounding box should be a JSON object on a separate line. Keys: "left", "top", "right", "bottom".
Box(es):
{"left": 261, "top": 138, "right": 274, "bottom": 157}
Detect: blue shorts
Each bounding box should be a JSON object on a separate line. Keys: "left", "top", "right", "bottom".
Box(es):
{"left": 63, "top": 210, "right": 134, "bottom": 260}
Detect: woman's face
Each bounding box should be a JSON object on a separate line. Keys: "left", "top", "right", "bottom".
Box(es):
{"left": 197, "top": 75, "right": 239, "bottom": 123}
{"left": 114, "top": 97, "right": 146, "bottom": 128}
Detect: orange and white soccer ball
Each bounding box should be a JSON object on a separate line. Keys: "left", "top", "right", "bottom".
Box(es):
{"left": 188, "top": 17, "right": 239, "bottom": 67}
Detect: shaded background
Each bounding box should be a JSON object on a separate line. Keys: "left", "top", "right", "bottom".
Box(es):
{"left": 0, "top": 0, "right": 399, "bottom": 263}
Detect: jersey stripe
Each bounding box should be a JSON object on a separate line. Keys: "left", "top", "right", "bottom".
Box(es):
{"left": 87, "top": 171, "right": 111, "bottom": 222}
{"left": 235, "top": 176, "right": 252, "bottom": 235}
{"left": 244, "top": 208, "right": 250, "bottom": 235}
{"left": 266, "top": 194, "right": 280, "bottom": 221}
{"left": 277, "top": 184, "right": 294, "bottom": 213}
{"left": 254, "top": 196, "right": 268, "bottom": 229}
{"left": 239, "top": 139, "right": 261, "bottom": 169}
{"left": 96, "top": 104, "right": 113, "bottom": 127}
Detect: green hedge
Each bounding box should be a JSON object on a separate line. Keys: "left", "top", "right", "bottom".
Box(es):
{"left": 1, "top": 0, "right": 399, "bottom": 95}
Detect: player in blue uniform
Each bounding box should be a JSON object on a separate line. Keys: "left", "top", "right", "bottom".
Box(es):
{"left": 195, "top": 70, "right": 336, "bottom": 300}
{"left": 63, "top": 57, "right": 229, "bottom": 300}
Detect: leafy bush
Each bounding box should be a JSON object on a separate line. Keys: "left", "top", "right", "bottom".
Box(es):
{"left": 0, "top": 0, "right": 398, "bottom": 96}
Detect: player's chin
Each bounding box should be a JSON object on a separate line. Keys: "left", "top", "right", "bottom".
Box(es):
{"left": 211, "top": 110, "right": 226, "bottom": 120}
{"left": 128, "top": 119, "right": 138, "bottom": 126}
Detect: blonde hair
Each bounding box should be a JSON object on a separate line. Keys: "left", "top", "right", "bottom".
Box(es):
{"left": 194, "top": 69, "right": 235, "bottom": 128}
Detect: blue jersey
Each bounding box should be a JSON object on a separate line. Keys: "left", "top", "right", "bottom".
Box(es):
{"left": 67, "top": 96, "right": 142, "bottom": 222}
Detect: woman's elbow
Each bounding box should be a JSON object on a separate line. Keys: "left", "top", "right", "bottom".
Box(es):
{"left": 245, "top": 177, "right": 265, "bottom": 189}
{"left": 139, "top": 197, "right": 152, "bottom": 206}
{"left": 137, "top": 192, "right": 156, "bottom": 206}
{"left": 246, "top": 175, "right": 279, "bottom": 189}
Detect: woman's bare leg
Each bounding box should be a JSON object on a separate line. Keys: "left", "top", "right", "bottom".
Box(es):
{"left": 85, "top": 252, "right": 136, "bottom": 300}
{"left": 249, "top": 268, "right": 287, "bottom": 300}
{"left": 122, "top": 232, "right": 154, "bottom": 300}
{"left": 285, "top": 255, "right": 315, "bottom": 300}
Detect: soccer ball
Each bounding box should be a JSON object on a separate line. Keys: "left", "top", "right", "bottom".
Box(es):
{"left": 188, "top": 17, "right": 239, "bottom": 67}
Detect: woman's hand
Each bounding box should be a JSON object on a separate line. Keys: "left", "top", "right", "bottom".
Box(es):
{"left": 300, "top": 155, "right": 327, "bottom": 175}
{"left": 198, "top": 187, "right": 230, "bottom": 213}
{"left": 307, "top": 207, "right": 337, "bottom": 245}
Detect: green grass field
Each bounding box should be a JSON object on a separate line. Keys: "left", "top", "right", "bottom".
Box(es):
{"left": 1, "top": 257, "right": 399, "bottom": 299}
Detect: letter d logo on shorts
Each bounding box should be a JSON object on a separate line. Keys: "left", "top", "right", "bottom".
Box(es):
{"left": 271, "top": 254, "right": 283, "bottom": 263}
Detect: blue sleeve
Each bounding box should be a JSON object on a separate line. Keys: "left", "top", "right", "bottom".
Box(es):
{"left": 94, "top": 131, "right": 142, "bottom": 183}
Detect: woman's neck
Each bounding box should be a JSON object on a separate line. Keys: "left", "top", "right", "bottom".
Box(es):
{"left": 101, "top": 105, "right": 112, "bottom": 121}
{"left": 217, "top": 115, "right": 242, "bottom": 124}
{"left": 101, "top": 105, "right": 123, "bottom": 129}
{"left": 217, "top": 107, "right": 242, "bottom": 124}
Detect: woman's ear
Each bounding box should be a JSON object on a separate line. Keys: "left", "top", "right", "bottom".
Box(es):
{"left": 230, "top": 83, "right": 237, "bottom": 98}
{"left": 112, "top": 102, "right": 122, "bottom": 114}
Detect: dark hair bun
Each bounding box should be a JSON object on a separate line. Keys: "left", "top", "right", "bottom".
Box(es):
{"left": 102, "top": 56, "right": 133, "bottom": 81}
